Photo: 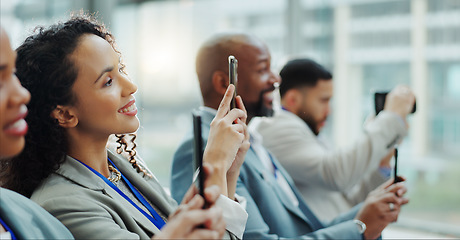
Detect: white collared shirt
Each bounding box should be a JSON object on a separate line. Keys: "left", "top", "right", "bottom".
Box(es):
{"left": 249, "top": 119, "right": 299, "bottom": 207}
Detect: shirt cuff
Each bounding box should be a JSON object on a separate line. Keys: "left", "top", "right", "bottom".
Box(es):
{"left": 379, "top": 166, "right": 392, "bottom": 178}
{"left": 216, "top": 194, "right": 248, "bottom": 239}
{"left": 234, "top": 193, "right": 247, "bottom": 210}
{"left": 382, "top": 110, "right": 406, "bottom": 128}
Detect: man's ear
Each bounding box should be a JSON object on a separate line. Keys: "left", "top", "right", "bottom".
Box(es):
{"left": 211, "top": 70, "right": 229, "bottom": 95}
{"left": 51, "top": 105, "right": 78, "bottom": 128}
{"left": 282, "top": 89, "right": 302, "bottom": 113}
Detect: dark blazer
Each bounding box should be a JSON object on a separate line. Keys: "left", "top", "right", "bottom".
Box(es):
{"left": 171, "top": 108, "right": 364, "bottom": 239}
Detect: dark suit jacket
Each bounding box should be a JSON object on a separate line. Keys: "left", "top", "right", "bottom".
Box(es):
{"left": 171, "top": 108, "right": 364, "bottom": 239}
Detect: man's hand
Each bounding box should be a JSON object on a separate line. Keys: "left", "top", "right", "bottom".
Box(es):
{"left": 355, "top": 178, "right": 410, "bottom": 239}
{"left": 384, "top": 85, "right": 415, "bottom": 122}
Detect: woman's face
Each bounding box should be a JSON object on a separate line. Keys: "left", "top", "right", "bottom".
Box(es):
{"left": 0, "top": 28, "right": 31, "bottom": 158}
{"left": 67, "top": 34, "right": 139, "bottom": 138}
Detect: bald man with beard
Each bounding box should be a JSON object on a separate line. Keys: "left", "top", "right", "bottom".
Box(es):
{"left": 171, "top": 33, "right": 409, "bottom": 239}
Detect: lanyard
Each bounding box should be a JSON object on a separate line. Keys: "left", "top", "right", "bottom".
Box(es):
{"left": 0, "top": 216, "right": 17, "bottom": 240}
{"left": 269, "top": 153, "right": 279, "bottom": 179}
{"left": 76, "top": 158, "right": 166, "bottom": 230}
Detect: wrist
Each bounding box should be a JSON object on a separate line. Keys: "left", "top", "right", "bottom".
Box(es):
{"left": 384, "top": 110, "right": 408, "bottom": 128}
{"left": 204, "top": 150, "right": 228, "bottom": 171}
{"left": 227, "top": 168, "right": 240, "bottom": 180}
{"left": 206, "top": 163, "right": 228, "bottom": 197}
{"left": 378, "top": 166, "right": 392, "bottom": 178}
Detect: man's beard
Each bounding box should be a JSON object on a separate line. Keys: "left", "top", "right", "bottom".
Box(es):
{"left": 253, "top": 86, "right": 275, "bottom": 118}
{"left": 298, "top": 111, "right": 321, "bottom": 136}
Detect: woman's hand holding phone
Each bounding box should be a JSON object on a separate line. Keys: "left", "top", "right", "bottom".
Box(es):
{"left": 204, "top": 85, "right": 247, "bottom": 198}
{"left": 155, "top": 180, "right": 225, "bottom": 239}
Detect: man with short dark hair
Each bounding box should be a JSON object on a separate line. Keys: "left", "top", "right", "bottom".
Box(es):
{"left": 255, "top": 58, "right": 415, "bottom": 221}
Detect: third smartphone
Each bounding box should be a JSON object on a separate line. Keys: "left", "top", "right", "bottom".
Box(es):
{"left": 192, "top": 111, "right": 206, "bottom": 207}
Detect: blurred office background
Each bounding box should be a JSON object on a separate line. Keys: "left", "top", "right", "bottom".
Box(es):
{"left": 1, "top": 0, "right": 459, "bottom": 238}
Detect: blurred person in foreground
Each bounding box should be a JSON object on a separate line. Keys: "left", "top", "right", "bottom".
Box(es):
{"left": 1, "top": 14, "right": 249, "bottom": 239}
{"left": 171, "top": 33, "right": 410, "bottom": 239}
{"left": 255, "top": 58, "right": 415, "bottom": 221}
{"left": 0, "top": 26, "right": 74, "bottom": 239}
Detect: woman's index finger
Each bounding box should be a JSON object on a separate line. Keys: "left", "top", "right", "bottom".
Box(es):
{"left": 215, "top": 84, "right": 235, "bottom": 119}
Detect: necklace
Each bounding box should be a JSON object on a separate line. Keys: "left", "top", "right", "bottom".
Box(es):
{"left": 108, "top": 165, "right": 121, "bottom": 183}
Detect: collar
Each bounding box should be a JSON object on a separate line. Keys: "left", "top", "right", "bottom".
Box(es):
{"left": 54, "top": 151, "right": 153, "bottom": 191}
{"left": 248, "top": 117, "right": 264, "bottom": 145}
{"left": 199, "top": 106, "right": 217, "bottom": 115}
{"left": 55, "top": 154, "right": 108, "bottom": 191}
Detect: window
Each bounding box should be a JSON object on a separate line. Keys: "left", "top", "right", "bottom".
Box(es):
{"left": 351, "top": 0, "right": 410, "bottom": 18}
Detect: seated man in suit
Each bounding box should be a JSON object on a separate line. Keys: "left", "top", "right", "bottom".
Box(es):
{"left": 171, "top": 32, "right": 409, "bottom": 239}
{"left": 254, "top": 58, "right": 415, "bottom": 221}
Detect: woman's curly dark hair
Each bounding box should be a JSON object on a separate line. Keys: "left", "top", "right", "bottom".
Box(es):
{"left": 1, "top": 13, "right": 149, "bottom": 197}
{"left": 115, "top": 133, "right": 152, "bottom": 178}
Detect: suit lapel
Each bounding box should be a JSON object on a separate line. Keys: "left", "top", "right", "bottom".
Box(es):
{"left": 199, "top": 109, "right": 214, "bottom": 132}
{"left": 270, "top": 155, "right": 324, "bottom": 230}
{"left": 247, "top": 146, "right": 313, "bottom": 225}
{"left": 57, "top": 153, "right": 166, "bottom": 236}
{"left": 108, "top": 151, "right": 177, "bottom": 216}
{"left": 100, "top": 180, "right": 161, "bottom": 236}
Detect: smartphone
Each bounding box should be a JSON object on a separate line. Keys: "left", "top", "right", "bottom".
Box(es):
{"left": 192, "top": 111, "right": 206, "bottom": 206}
{"left": 393, "top": 148, "right": 403, "bottom": 184}
{"left": 374, "top": 91, "right": 416, "bottom": 115}
{"left": 228, "top": 55, "right": 238, "bottom": 109}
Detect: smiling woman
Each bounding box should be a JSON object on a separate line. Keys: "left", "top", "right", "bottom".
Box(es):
{"left": 0, "top": 13, "right": 249, "bottom": 239}
{"left": 0, "top": 26, "right": 74, "bottom": 240}
{"left": 0, "top": 29, "right": 29, "bottom": 158}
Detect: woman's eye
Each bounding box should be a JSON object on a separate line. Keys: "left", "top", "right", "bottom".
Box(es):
{"left": 104, "top": 78, "right": 113, "bottom": 87}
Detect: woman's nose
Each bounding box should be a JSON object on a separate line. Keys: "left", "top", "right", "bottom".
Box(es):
{"left": 121, "top": 74, "right": 138, "bottom": 96}
{"left": 9, "top": 74, "right": 31, "bottom": 107}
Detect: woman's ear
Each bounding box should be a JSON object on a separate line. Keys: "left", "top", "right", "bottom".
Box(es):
{"left": 51, "top": 105, "right": 78, "bottom": 128}
{"left": 211, "top": 70, "right": 229, "bottom": 95}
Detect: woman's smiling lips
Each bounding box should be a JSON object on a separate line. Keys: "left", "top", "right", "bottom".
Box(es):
{"left": 4, "top": 105, "right": 29, "bottom": 137}
{"left": 118, "top": 99, "right": 137, "bottom": 116}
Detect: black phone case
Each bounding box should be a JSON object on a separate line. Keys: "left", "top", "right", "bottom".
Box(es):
{"left": 229, "top": 56, "right": 238, "bottom": 109}
{"left": 192, "top": 111, "right": 205, "bottom": 202}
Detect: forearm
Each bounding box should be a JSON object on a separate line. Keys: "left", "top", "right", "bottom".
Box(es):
{"left": 226, "top": 169, "right": 240, "bottom": 200}
{"left": 206, "top": 162, "right": 228, "bottom": 197}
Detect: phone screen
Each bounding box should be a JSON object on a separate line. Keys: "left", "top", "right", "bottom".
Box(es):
{"left": 192, "top": 111, "right": 206, "bottom": 206}
{"left": 228, "top": 55, "right": 238, "bottom": 109}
